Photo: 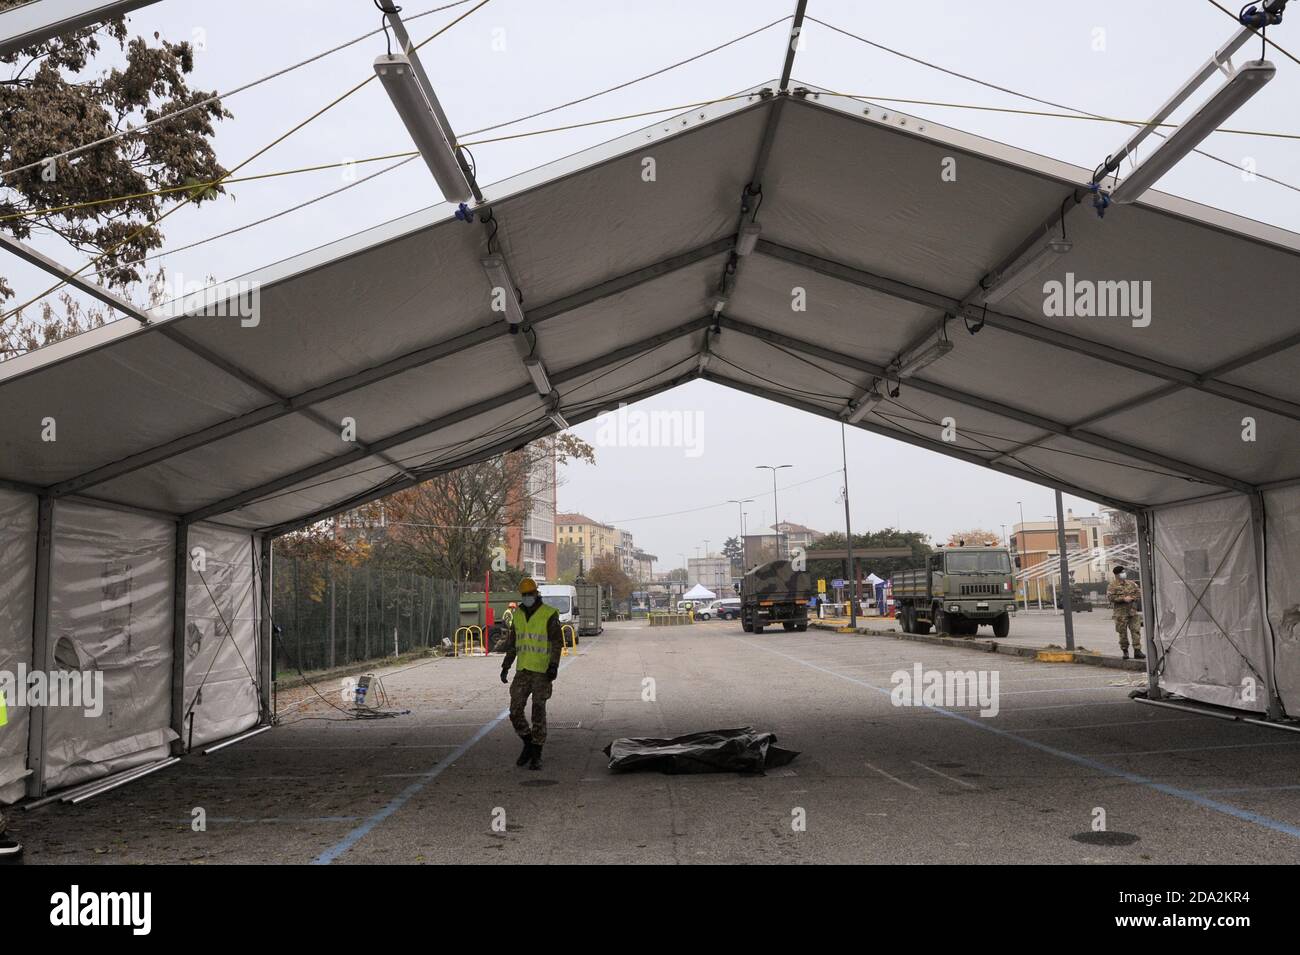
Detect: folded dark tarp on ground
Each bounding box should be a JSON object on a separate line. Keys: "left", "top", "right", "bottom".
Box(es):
{"left": 603, "top": 727, "right": 799, "bottom": 774}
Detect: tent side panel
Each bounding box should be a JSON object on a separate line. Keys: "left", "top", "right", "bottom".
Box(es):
{"left": 1264, "top": 486, "right": 1300, "bottom": 716}
{"left": 183, "top": 524, "right": 261, "bottom": 747}
{"left": 42, "top": 500, "right": 176, "bottom": 791}
{"left": 0, "top": 488, "right": 37, "bottom": 804}
{"left": 1151, "top": 495, "right": 1268, "bottom": 711}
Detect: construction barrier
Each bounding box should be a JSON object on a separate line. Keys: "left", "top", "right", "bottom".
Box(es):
{"left": 454, "top": 626, "right": 485, "bottom": 657}
{"left": 647, "top": 612, "right": 695, "bottom": 627}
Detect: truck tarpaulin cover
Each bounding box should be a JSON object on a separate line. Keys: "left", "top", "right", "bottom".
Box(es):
{"left": 604, "top": 727, "right": 799, "bottom": 774}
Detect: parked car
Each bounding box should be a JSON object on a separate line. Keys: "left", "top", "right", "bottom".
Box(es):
{"left": 698, "top": 598, "right": 741, "bottom": 620}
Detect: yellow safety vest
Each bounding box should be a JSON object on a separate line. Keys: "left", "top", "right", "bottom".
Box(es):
{"left": 0, "top": 691, "right": 7, "bottom": 727}
{"left": 515, "top": 604, "right": 556, "bottom": 674}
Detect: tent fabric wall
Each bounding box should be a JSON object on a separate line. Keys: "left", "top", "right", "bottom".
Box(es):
{"left": 183, "top": 524, "right": 262, "bottom": 747}
{"left": 1151, "top": 495, "right": 1269, "bottom": 712}
{"left": 1264, "top": 486, "right": 1300, "bottom": 716}
{"left": 0, "top": 488, "right": 37, "bottom": 805}
{"left": 40, "top": 500, "right": 176, "bottom": 792}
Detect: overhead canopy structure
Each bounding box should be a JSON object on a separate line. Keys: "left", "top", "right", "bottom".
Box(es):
{"left": 3, "top": 70, "right": 1300, "bottom": 799}
{"left": 683, "top": 585, "right": 717, "bottom": 602}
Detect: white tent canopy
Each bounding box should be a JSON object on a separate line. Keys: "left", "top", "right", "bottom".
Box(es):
{"left": 4, "top": 78, "right": 1300, "bottom": 799}
{"left": 682, "top": 584, "right": 718, "bottom": 602}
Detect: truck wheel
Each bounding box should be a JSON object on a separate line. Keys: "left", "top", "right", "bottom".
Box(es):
{"left": 782, "top": 621, "right": 795, "bottom": 631}
{"left": 993, "top": 613, "right": 1010, "bottom": 639}
{"left": 754, "top": 623, "right": 765, "bottom": 634}
{"left": 741, "top": 615, "right": 753, "bottom": 632}
{"left": 899, "top": 607, "right": 912, "bottom": 634}
{"left": 794, "top": 622, "right": 808, "bottom": 632}
{"left": 913, "top": 615, "right": 932, "bottom": 635}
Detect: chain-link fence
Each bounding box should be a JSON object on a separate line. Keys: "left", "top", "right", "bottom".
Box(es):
{"left": 273, "top": 554, "right": 460, "bottom": 675}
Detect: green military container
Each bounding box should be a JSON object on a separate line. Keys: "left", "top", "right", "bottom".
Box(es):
{"left": 740, "top": 560, "right": 813, "bottom": 633}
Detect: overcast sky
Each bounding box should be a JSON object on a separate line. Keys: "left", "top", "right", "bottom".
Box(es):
{"left": 7, "top": 0, "right": 1298, "bottom": 568}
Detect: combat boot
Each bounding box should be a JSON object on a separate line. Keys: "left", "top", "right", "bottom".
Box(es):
{"left": 1133, "top": 648, "right": 1146, "bottom": 661}
{"left": 1121, "top": 648, "right": 1130, "bottom": 660}
{"left": 528, "top": 744, "right": 543, "bottom": 771}
{"left": 515, "top": 735, "right": 534, "bottom": 767}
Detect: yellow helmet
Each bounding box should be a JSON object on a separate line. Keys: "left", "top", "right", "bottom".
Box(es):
{"left": 519, "top": 577, "right": 538, "bottom": 595}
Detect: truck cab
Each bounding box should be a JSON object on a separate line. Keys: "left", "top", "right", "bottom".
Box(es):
{"left": 892, "top": 545, "right": 1018, "bottom": 638}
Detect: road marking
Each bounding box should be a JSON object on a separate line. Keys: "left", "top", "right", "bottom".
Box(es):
{"left": 1006, "top": 716, "right": 1202, "bottom": 733}
{"left": 1081, "top": 739, "right": 1300, "bottom": 757}
{"left": 912, "top": 761, "right": 977, "bottom": 789}
{"left": 312, "top": 655, "right": 581, "bottom": 865}
{"left": 865, "top": 761, "right": 920, "bottom": 791}
{"left": 740, "top": 637, "right": 1300, "bottom": 841}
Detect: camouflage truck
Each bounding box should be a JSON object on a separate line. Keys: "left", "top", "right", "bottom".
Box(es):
{"left": 891, "top": 544, "right": 1018, "bottom": 638}
{"left": 740, "top": 560, "right": 813, "bottom": 633}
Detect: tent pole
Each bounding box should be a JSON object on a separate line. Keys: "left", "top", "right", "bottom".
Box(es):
{"left": 258, "top": 534, "right": 273, "bottom": 725}
{"left": 1249, "top": 492, "right": 1284, "bottom": 719}
{"left": 24, "top": 496, "right": 54, "bottom": 798}
{"left": 1055, "top": 490, "right": 1074, "bottom": 651}
{"left": 170, "top": 522, "right": 189, "bottom": 755}
{"left": 1135, "top": 509, "right": 1162, "bottom": 701}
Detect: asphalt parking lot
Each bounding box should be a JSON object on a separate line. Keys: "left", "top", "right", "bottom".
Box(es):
{"left": 16, "top": 620, "right": 1300, "bottom": 864}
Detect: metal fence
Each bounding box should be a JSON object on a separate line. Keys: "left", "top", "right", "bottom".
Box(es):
{"left": 273, "top": 554, "right": 461, "bottom": 675}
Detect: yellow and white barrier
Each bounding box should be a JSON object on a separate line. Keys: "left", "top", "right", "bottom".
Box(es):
{"left": 454, "top": 626, "right": 485, "bottom": 657}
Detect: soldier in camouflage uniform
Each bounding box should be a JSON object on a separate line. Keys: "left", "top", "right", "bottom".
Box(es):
{"left": 498, "top": 577, "right": 563, "bottom": 770}
{"left": 1107, "top": 565, "right": 1145, "bottom": 661}
{"left": 0, "top": 691, "right": 20, "bottom": 858}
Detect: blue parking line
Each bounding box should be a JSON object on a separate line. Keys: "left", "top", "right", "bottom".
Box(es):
{"left": 313, "top": 655, "right": 579, "bottom": 865}
{"left": 740, "top": 637, "right": 1300, "bottom": 840}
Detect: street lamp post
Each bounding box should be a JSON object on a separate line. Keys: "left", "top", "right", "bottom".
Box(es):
{"left": 756, "top": 464, "right": 793, "bottom": 558}
{"left": 728, "top": 498, "right": 752, "bottom": 574}
{"left": 840, "top": 422, "right": 857, "bottom": 628}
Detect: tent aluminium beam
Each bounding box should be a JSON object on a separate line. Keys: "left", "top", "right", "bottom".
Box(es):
{"left": 186, "top": 315, "right": 715, "bottom": 524}
{"left": 47, "top": 237, "right": 731, "bottom": 497}
{"left": 719, "top": 316, "right": 1254, "bottom": 494}
{"left": 0, "top": 0, "right": 159, "bottom": 56}
{"left": 258, "top": 535, "right": 272, "bottom": 723}
{"left": 1250, "top": 492, "right": 1285, "bottom": 720}
{"left": 170, "top": 523, "right": 188, "bottom": 755}
{"left": 704, "top": 369, "right": 1141, "bottom": 514}
{"left": 1135, "top": 510, "right": 1163, "bottom": 700}
{"left": 755, "top": 239, "right": 1300, "bottom": 424}
{"left": 24, "top": 496, "right": 54, "bottom": 798}
{"left": 259, "top": 365, "right": 700, "bottom": 538}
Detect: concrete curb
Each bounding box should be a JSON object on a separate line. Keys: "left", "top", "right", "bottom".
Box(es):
{"left": 808, "top": 621, "right": 1146, "bottom": 671}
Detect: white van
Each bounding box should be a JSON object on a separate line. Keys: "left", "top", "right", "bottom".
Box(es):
{"left": 537, "top": 584, "right": 578, "bottom": 625}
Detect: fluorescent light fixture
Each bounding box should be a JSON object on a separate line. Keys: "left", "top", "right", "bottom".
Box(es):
{"left": 523, "top": 358, "right": 551, "bottom": 394}
{"left": 548, "top": 409, "right": 570, "bottom": 430}
{"left": 1112, "top": 59, "right": 1275, "bottom": 204}
{"left": 896, "top": 338, "right": 954, "bottom": 377}
{"left": 373, "top": 53, "right": 472, "bottom": 203}
{"left": 981, "top": 238, "right": 1073, "bottom": 305}
{"left": 480, "top": 254, "right": 525, "bottom": 326}
{"left": 844, "top": 388, "right": 883, "bottom": 424}
{"left": 735, "top": 223, "right": 761, "bottom": 256}
{"left": 712, "top": 296, "right": 728, "bottom": 316}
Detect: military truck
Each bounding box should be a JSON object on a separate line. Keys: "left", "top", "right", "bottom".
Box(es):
{"left": 891, "top": 544, "right": 1018, "bottom": 638}
{"left": 740, "top": 560, "right": 813, "bottom": 633}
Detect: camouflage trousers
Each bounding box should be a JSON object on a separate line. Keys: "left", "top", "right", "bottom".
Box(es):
{"left": 1114, "top": 611, "right": 1142, "bottom": 651}
{"left": 0, "top": 808, "right": 6, "bottom": 834}
{"left": 509, "top": 669, "right": 554, "bottom": 745}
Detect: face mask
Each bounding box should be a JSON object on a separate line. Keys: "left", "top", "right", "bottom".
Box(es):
{"left": 1118, "top": 572, "right": 1127, "bottom": 580}
{"left": 522, "top": 595, "right": 537, "bottom": 607}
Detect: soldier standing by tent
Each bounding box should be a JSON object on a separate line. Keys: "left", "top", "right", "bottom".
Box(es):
{"left": 498, "top": 578, "right": 562, "bottom": 770}
{"left": 1107, "top": 565, "right": 1146, "bottom": 661}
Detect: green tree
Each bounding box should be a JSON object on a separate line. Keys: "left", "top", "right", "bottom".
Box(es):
{"left": 1, "top": 2, "right": 231, "bottom": 355}
{"left": 807, "top": 528, "right": 932, "bottom": 583}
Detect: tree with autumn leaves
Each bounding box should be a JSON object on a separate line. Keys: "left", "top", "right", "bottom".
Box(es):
{"left": 1, "top": 1, "right": 229, "bottom": 356}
